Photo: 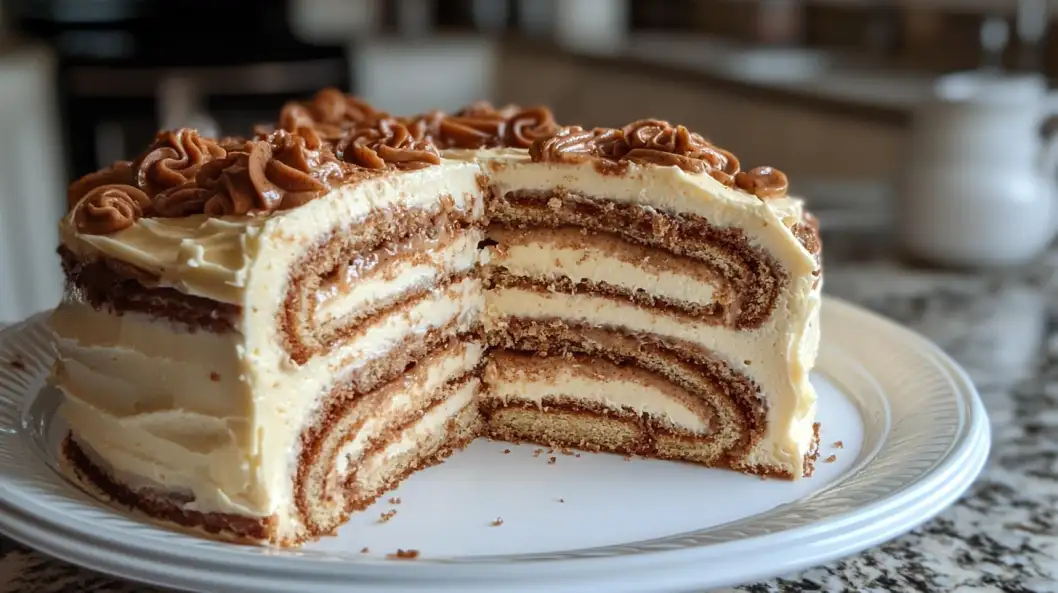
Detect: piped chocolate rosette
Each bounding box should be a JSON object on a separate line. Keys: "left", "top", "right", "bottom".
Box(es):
{"left": 67, "top": 126, "right": 370, "bottom": 234}
{"left": 400, "top": 102, "right": 561, "bottom": 150}
{"left": 271, "top": 87, "right": 387, "bottom": 143}
{"left": 480, "top": 117, "right": 822, "bottom": 478}
{"left": 530, "top": 119, "right": 789, "bottom": 199}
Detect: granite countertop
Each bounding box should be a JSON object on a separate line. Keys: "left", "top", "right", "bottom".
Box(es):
{"left": 0, "top": 221, "right": 1056, "bottom": 592}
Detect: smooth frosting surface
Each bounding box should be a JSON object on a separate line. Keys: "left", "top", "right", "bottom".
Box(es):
{"left": 60, "top": 215, "right": 263, "bottom": 304}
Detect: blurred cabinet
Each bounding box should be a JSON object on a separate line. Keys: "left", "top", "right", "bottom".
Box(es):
{"left": 496, "top": 44, "right": 904, "bottom": 182}
{"left": 0, "top": 44, "right": 66, "bottom": 322}
{"left": 351, "top": 36, "right": 497, "bottom": 114}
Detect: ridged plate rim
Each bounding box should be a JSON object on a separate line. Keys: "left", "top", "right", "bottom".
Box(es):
{"left": 0, "top": 298, "right": 991, "bottom": 592}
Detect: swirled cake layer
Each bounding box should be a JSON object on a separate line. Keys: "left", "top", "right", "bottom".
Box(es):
{"left": 480, "top": 152, "right": 821, "bottom": 478}
{"left": 486, "top": 191, "right": 783, "bottom": 329}
{"left": 295, "top": 339, "right": 484, "bottom": 538}
{"left": 483, "top": 319, "right": 767, "bottom": 472}
{"left": 281, "top": 200, "right": 485, "bottom": 364}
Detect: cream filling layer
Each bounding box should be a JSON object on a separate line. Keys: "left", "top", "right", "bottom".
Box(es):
{"left": 357, "top": 378, "right": 480, "bottom": 481}
{"left": 484, "top": 285, "right": 819, "bottom": 474}
{"left": 481, "top": 152, "right": 817, "bottom": 277}
{"left": 316, "top": 228, "right": 483, "bottom": 324}
{"left": 483, "top": 231, "right": 718, "bottom": 307}
{"left": 484, "top": 355, "right": 710, "bottom": 433}
{"left": 334, "top": 340, "right": 484, "bottom": 476}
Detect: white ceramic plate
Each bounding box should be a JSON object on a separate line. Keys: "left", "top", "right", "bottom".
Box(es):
{"left": 0, "top": 298, "right": 990, "bottom": 593}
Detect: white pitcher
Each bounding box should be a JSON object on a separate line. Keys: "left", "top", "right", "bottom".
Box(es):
{"left": 897, "top": 72, "right": 1058, "bottom": 267}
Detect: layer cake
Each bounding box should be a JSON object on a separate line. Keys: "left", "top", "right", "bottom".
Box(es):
{"left": 51, "top": 89, "right": 823, "bottom": 546}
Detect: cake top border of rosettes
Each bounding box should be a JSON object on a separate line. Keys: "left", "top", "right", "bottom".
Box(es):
{"left": 66, "top": 88, "right": 788, "bottom": 236}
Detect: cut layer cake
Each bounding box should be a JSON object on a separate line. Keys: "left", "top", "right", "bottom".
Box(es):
{"left": 50, "top": 89, "right": 823, "bottom": 545}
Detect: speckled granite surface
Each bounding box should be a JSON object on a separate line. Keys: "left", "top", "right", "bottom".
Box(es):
{"left": 0, "top": 230, "right": 1055, "bottom": 593}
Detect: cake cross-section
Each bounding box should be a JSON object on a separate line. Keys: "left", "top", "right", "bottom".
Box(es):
{"left": 51, "top": 91, "right": 822, "bottom": 546}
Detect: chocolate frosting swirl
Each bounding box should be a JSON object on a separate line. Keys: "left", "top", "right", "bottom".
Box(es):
{"left": 218, "top": 136, "right": 252, "bottom": 153}
{"left": 308, "top": 88, "right": 380, "bottom": 124}
{"left": 504, "top": 107, "right": 559, "bottom": 149}
{"left": 72, "top": 184, "right": 151, "bottom": 235}
{"left": 529, "top": 126, "right": 624, "bottom": 162}
{"left": 336, "top": 119, "right": 441, "bottom": 170}
{"left": 405, "top": 103, "right": 559, "bottom": 150}
{"left": 153, "top": 130, "right": 344, "bottom": 217}
{"left": 437, "top": 116, "right": 506, "bottom": 149}
{"left": 132, "top": 129, "right": 227, "bottom": 197}
{"left": 402, "top": 110, "right": 446, "bottom": 142}
{"left": 277, "top": 88, "right": 385, "bottom": 143}
{"left": 735, "top": 166, "right": 789, "bottom": 200}
{"left": 67, "top": 161, "right": 135, "bottom": 211}
{"left": 530, "top": 120, "right": 787, "bottom": 199}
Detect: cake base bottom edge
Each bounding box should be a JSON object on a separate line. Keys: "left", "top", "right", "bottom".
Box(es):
{"left": 482, "top": 399, "right": 822, "bottom": 481}
{"left": 58, "top": 411, "right": 820, "bottom": 548}
{"left": 61, "top": 435, "right": 278, "bottom": 545}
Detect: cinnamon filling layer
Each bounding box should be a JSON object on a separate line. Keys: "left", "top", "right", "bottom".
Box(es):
{"left": 281, "top": 197, "right": 484, "bottom": 363}
{"left": 485, "top": 317, "right": 766, "bottom": 464}
{"left": 314, "top": 226, "right": 481, "bottom": 327}
{"left": 316, "top": 225, "right": 461, "bottom": 309}
{"left": 488, "top": 189, "right": 786, "bottom": 329}
{"left": 486, "top": 351, "right": 715, "bottom": 434}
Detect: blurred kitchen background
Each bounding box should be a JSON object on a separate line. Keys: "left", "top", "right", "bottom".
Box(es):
{"left": 2, "top": 0, "right": 1058, "bottom": 321}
